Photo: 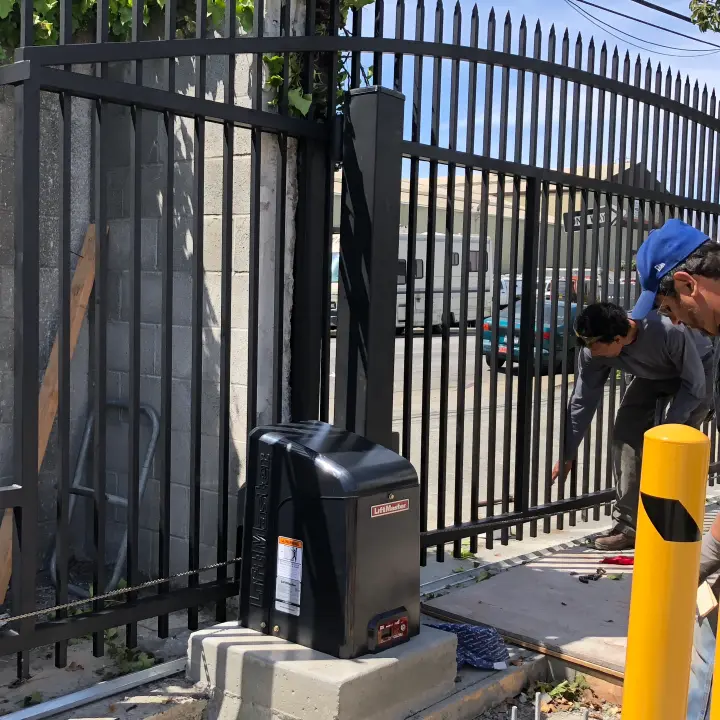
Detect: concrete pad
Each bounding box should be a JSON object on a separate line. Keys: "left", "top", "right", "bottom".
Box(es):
{"left": 187, "top": 623, "right": 458, "bottom": 720}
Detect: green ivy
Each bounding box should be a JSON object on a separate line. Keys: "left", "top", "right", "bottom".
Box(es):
{"left": 0, "top": 0, "right": 374, "bottom": 117}
{"left": 0, "top": 0, "right": 254, "bottom": 62}
{"left": 690, "top": 0, "right": 720, "bottom": 31}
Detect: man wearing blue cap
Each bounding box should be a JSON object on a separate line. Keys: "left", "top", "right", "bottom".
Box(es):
{"left": 632, "top": 218, "right": 720, "bottom": 720}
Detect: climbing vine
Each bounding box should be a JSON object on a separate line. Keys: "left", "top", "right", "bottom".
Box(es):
{"left": 0, "top": 0, "right": 374, "bottom": 119}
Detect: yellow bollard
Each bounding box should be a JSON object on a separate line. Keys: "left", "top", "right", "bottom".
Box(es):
{"left": 624, "top": 424, "right": 709, "bottom": 720}
{"left": 708, "top": 527, "right": 720, "bottom": 719}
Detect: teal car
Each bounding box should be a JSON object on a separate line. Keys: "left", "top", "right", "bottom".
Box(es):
{"left": 482, "top": 301, "right": 578, "bottom": 374}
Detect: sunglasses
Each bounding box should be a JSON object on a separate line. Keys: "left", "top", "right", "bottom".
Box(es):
{"left": 574, "top": 326, "right": 602, "bottom": 348}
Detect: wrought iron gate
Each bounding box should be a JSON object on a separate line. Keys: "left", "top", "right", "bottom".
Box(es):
{"left": 1, "top": 0, "right": 720, "bottom": 675}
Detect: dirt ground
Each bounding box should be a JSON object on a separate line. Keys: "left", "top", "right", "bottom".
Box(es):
{"left": 0, "top": 588, "right": 232, "bottom": 718}
{"left": 473, "top": 683, "right": 622, "bottom": 719}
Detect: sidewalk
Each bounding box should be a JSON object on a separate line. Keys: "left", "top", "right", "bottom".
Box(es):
{"left": 422, "top": 492, "right": 720, "bottom": 680}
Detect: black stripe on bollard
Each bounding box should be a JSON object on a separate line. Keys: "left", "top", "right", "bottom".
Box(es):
{"left": 640, "top": 492, "right": 702, "bottom": 543}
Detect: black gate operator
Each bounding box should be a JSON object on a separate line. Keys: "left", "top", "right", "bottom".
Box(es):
{"left": 239, "top": 421, "right": 420, "bottom": 659}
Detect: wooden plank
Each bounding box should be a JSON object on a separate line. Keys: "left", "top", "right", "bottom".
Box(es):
{"left": 37, "top": 224, "right": 97, "bottom": 472}
{"left": 0, "top": 224, "right": 98, "bottom": 607}
{"left": 0, "top": 509, "right": 11, "bottom": 605}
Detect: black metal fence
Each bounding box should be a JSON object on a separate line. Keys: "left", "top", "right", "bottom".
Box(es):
{"left": 2, "top": 0, "right": 720, "bottom": 678}
{"left": 0, "top": 0, "right": 337, "bottom": 678}
{"left": 321, "top": 0, "right": 720, "bottom": 565}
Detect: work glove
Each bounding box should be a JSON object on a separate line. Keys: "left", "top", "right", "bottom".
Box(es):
{"left": 699, "top": 530, "right": 720, "bottom": 584}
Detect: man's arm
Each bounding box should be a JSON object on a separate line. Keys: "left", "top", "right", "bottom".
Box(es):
{"left": 700, "top": 513, "right": 720, "bottom": 584}
{"left": 562, "top": 349, "right": 610, "bottom": 461}
{"left": 664, "top": 326, "right": 709, "bottom": 425}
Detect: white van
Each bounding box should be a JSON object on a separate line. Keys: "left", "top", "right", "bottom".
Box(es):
{"left": 330, "top": 232, "right": 500, "bottom": 331}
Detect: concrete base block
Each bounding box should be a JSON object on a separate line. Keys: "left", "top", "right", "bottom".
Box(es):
{"left": 187, "top": 623, "right": 458, "bottom": 720}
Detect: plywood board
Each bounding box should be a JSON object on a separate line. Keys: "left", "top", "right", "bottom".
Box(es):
{"left": 424, "top": 546, "right": 633, "bottom": 675}
{"left": 0, "top": 225, "right": 98, "bottom": 606}
{"left": 37, "top": 224, "right": 97, "bottom": 471}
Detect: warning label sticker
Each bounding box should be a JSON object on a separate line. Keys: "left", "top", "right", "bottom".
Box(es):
{"left": 371, "top": 499, "right": 410, "bottom": 518}
{"left": 275, "top": 537, "right": 303, "bottom": 617}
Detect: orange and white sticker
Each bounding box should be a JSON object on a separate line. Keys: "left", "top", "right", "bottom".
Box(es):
{"left": 278, "top": 536, "right": 303, "bottom": 549}
{"left": 371, "top": 499, "right": 410, "bottom": 518}
{"left": 275, "top": 536, "right": 303, "bottom": 617}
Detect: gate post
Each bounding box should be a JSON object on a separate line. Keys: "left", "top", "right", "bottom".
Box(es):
{"left": 290, "top": 138, "right": 332, "bottom": 421}
{"left": 334, "top": 87, "right": 405, "bottom": 449}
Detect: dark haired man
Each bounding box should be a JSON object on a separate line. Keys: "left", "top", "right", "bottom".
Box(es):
{"left": 552, "top": 300, "right": 713, "bottom": 552}
{"left": 631, "top": 219, "right": 720, "bottom": 720}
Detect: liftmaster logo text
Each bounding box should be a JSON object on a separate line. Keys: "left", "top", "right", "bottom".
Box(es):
{"left": 371, "top": 499, "right": 410, "bottom": 518}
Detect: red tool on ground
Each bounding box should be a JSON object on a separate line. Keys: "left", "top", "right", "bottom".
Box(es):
{"left": 600, "top": 555, "right": 634, "bottom": 566}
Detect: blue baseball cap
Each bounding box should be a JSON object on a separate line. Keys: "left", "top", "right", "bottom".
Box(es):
{"left": 631, "top": 219, "right": 710, "bottom": 319}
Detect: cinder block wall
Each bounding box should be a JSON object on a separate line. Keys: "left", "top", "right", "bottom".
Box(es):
{"left": 0, "top": 1, "right": 299, "bottom": 580}
{"left": 101, "top": 54, "right": 253, "bottom": 577}
{"left": 101, "top": 13, "right": 299, "bottom": 579}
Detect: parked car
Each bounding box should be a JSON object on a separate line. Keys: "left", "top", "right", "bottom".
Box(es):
{"left": 482, "top": 301, "right": 578, "bottom": 374}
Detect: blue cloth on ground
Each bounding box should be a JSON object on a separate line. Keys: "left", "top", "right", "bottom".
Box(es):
{"left": 426, "top": 622, "right": 509, "bottom": 671}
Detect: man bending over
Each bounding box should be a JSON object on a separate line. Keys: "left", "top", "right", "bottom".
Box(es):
{"left": 553, "top": 300, "right": 713, "bottom": 552}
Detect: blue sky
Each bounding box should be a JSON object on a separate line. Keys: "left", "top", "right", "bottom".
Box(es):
{"left": 351, "top": 0, "right": 720, "bottom": 184}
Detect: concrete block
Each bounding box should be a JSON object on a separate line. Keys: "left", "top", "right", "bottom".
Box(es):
{"left": 202, "top": 326, "right": 222, "bottom": 383}
{"left": 142, "top": 164, "right": 165, "bottom": 218}
{"left": 0, "top": 210, "right": 15, "bottom": 265}
{"left": 200, "top": 433, "right": 219, "bottom": 490}
{"left": 199, "top": 488, "right": 219, "bottom": 547}
{"left": 170, "top": 482, "right": 190, "bottom": 539}
{"left": 0, "top": 371, "right": 13, "bottom": 423}
{"left": 116, "top": 372, "right": 162, "bottom": 417}
{"left": 229, "top": 329, "right": 248, "bottom": 386}
{"left": 173, "top": 160, "right": 196, "bottom": 217}
{"left": 172, "top": 324, "right": 193, "bottom": 379}
{"left": 205, "top": 122, "right": 225, "bottom": 160}
{"left": 107, "top": 167, "right": 130, "bottom": 219}
{"left": 108, "top": 218, "right": 159, "bottom": 271}
{"left": 170, "top": 431, "right": 192, "bottom": 486}
{"left": 106, "top": 320, "right": 159, "bottom": 375}
{"left": 169, "top": 534, "right": 190, "bottom": 578}
{"left": 0, "top": 100, "right": 13, "bottom": 157}
{"left": 234, "top": 127, "right": 252, "bottom": 158}
{"left": 171, "top": 378, "right": 192, "bottom": 432}
{"left": 204, "top": 155, "right": 251, "bottom": 217}
{"left": 0, "top": 319, "right": 14, "bottom": 372}
{"left": 0, "top": 157, "right": 14, "bottom": 210}
{"left": 188, "top": 624, "right": 458, "bottom": 720}
{"left": 203, "top": 272, "right": 222, "bottom": 328}
{"left": 106, "top": 270, "right": 124, "bottom": 320}
{"left": 138, "top": 526, "right": 160, "bottom": 577}
{"left": 201, "top": 381, "right": 222, "bottom": 437}
{"left": 39, "top": 214, "right": 60, "bottom": 269}
{"left": 0, "top": 267, "right": 13, "bottom": 319}
{"left": 203, "top": 215, "right": 224, "bottom": 272}
{"left": 173, "top": 216, "right": 194, "bottom": 272}
{"left": 0, "top": 422, "right": 12, "bottom": 476}
{"left": 118, "top": 270, "right": 193, "bottom": 325}
{"left": 231, "top": 272, "right": 249, "bottom": 330}
{"left": 228, "top": 385, "right": 247, "bottom": 443}
{"left": 139, "top": 476, "right": 161, "bottom": 533}
{"left": 232, "top": 215, "right": 250, "bottom": 273}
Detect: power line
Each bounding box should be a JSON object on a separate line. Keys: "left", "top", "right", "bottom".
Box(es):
{"left": 563, "top": 0, "right": 720, "bottom": 57}
{"left": 574, "top": 0, "right": 720, "bottom": 50}
{"left": 627, "top": 0, "right": 695, "bottom": 24}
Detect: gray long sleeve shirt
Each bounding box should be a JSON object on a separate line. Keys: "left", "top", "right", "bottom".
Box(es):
{"left": 564, "top": 311, "right": 713, "bottom": 460}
